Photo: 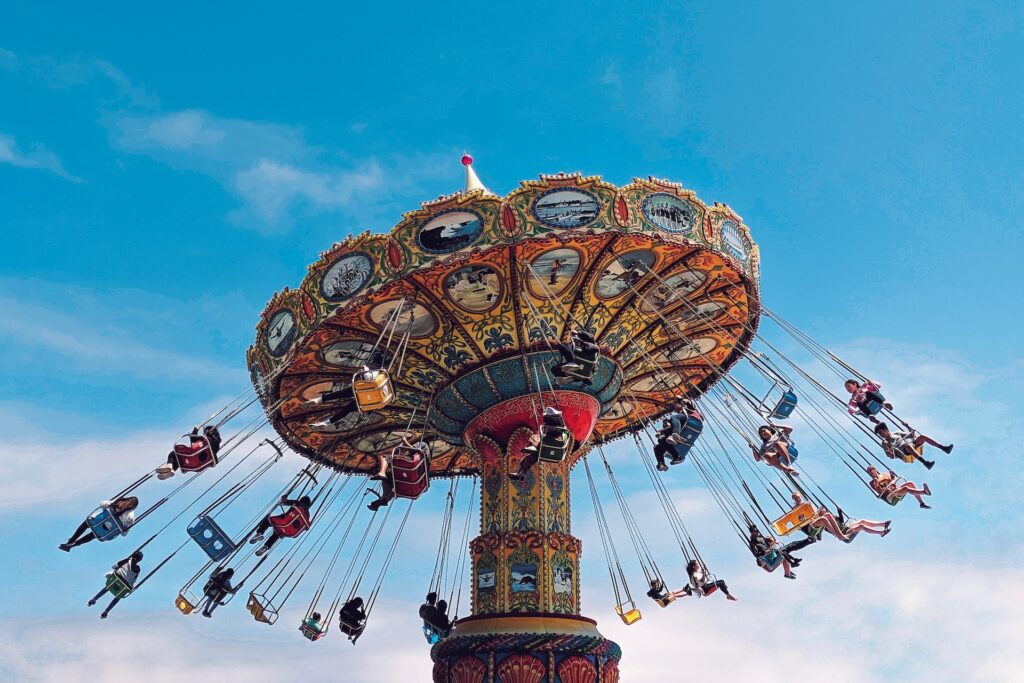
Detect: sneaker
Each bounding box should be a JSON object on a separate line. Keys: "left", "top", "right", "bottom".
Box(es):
{"left": 919, "top": 502, "right": 932, "bottom": 509}
{"left": 666, "top": 434, "right": 684, "bottom": 445}
{"left": 789, "top": 558, "right": 802, "bottom": 567}
{"left": 669, "top": 457, "right": 685, "bottom": 465}
{"left": 304, "top": 396, "right": 324, "bottom": 405}
{"left": 508, "top": 473, "right": 525, "bottom": 482}
{"left": 100, "top": 612, "right": 108, "bottom": 620}
{"left": 923, "top": 483, "right": 931, "bottom": 496}
{"left": 370, "top": 474, "right": 386, "bottom": 481}
{"left": 255, "top": 545, "right": 269, "bottom": 557}
{"left": 656, "top": 463, "right": 669, "bottom": 472}
{"left": 311, "top": 419, "right": 332, "bottom": 429}
{"left": 249, "top": 533, "right": 264, "bottom": 545}
{"left": 784, "top": 573, "right": 797, "bottom": 580}
{"left": 883, "top": 402, "right": 893, "bottom": 410}
{"left": 881, "top": 528, "right": 891, "bottom": 537}
{"left": 561, "top": 363, "right": 581, "bottom": 371}
{"left": 59, "top": 543, "right": 72, "bottom": 553}
{"left": 88, "top": 599, "right": 97, "bottom": 607}
{"left": 522, "top": 446, "right": 539, "bottom": 456}
{"left": 155, "top": 463, "right": 174, "bottom": 477}
{"left": 924, "top": 460, "right": 935, "bottom": 470}
{"left": 941, "top": 444, "right": 954, "bottom": 454}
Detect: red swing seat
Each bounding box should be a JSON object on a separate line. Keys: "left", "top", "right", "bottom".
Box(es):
{"left": 173, "top": 435, "right": 218, "bottom": 473}
{"left": 269, "top": 505, "right": 311, "bottom": 538}
{"left": 390, "top": 446, "right": 430, "bottom": 499}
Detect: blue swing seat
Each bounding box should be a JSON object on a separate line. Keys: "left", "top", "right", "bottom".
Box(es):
{"left": 770, "top": 390, "right": 799, "bottom": 419}
{"left": 863, "top": 392, "right": 886, "bottom": 416}
{"left": 422, "top": 623, "right": 443, "bottom": 644}
{"left": 87, "top": 505, "right": 129, "bottom": 542}
{"left": 300, "top": 618, "right": 328, "bottom": 641}
{"left": 188, "top": 514, "right": 237, "bottom": 561}
{"left": 677, "top": 416, "right": 703, "bottom": 447}
{"left": 757, "top": 549, "right": 784, "bottom": 572}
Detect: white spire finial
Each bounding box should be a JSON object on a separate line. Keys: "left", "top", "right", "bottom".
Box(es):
{"left": 461, "top": 153, "right": 486, "bottom": 193}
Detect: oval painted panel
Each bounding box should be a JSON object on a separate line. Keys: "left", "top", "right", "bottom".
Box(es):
{"left": 320, "top": 252, "right": 373, "bottom": 301}
{"left": 265, "top": 309, "right": 297, "bottom": 357}
{"left": 526, "top": 247, "right": 582, "bottom": 298}
{"left": 532, "top": 188, "right": 600, "bottom": 228}
{"left": 720, "top": 219, "right": 751, "bottom": 261}
{"left": 594, "top": 250, "right": 657, "bottom": 299}
{"left": 368, "top": 300, "right": 438, "bottom": 338}
{"left": 416, "top": 210, "right": 484, "bottom": 254}
{"left": 628, "top": 371, "right": 685, "bottom": 392}
{"left": 600, "top": 399, "right": 634, "bottom": 419}
{"left": 642, "top": 193, "right": 699, "bottom": 234}
{"left": 443, "top": 265, "right": 503, "bottom": 312}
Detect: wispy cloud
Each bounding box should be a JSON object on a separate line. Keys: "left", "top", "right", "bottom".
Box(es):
{"left": 0, "top": 132, "right": 81, "bottom": 182}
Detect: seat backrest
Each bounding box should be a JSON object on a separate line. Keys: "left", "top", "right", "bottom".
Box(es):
{"left": 772, "top": 502, "right": 815, "bottom": 536}
{"left": 615, "top": 605, "right": 642, "bottom": 625}
{"left": 270, "top": 506, "right": 311, "bottom": 537}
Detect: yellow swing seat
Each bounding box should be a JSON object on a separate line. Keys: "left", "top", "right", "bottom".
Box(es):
{"left": 901, "top": 444, "right": 923, "bottom": 464}
{"left": 772, "top": 501, "right": 816, "bottom": 536}
{"left": 175, "top": 593, "right": 197, "bottom": 615}
{"left": 615, "top": 604, "right": 642, "bottom": 625}
{"left": 352, "top": 369, "right": 395, "bottom": 412}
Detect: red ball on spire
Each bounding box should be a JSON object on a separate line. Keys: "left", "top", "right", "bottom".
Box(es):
{"left": 461, "top": 153, "right": 474, "bottom": 166}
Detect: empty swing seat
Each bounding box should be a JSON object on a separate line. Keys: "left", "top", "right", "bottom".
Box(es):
{"left": 770, "top": 390, "right": 799, "bottom": 419}
{"left": 269, "top": 505, "right": 312, "bottom": 539}
{"left": 247, "top": 592, "right": 279, "bottom": 625}
{"left": 772, "top": 502, "right": 816, "bottom": 536}
{"left": 300, "top": 619, "right": 328, "bottom": 641}
{"left": 757, "top": 549, "right": 784, "bottom": 572}
{"left": 538, "top": 426, "right": 572, "bottom": 463}
{"left": 86, "top": 505, "right": 130, "bottom": 542}
{"left": 353, "top": 369, "right": 395, "bottom": 412}
{"left": 188, "top": 514, "right": 237, "bottom": 561}
{"left": 391, "top": 446, "right": 430, "bottom": 499}
{"left": 173, "top": 435, "right": 218, "bottom": 474}
{"left": 615, "top": 605, "right": 642, "bottom": 625}
{"left": 175, "top": 590, "right": 200, "bottom": 615}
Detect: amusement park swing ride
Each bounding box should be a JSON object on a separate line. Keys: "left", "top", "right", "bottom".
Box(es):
{"left": 59, "top": 155, "right": 953, "bottom": 682}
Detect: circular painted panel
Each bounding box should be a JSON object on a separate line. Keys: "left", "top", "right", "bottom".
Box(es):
{"left": 444, "top": 265, "right": 503, "bottom": 312}
{"left": 600, "top": 399, "right": 634, "bottom": 419}
{"left": 320, "top": 252, "right": 373, "bottom": 301}
{"left": 657, "top": 336, "right": 719, "bottom": 362}
{"left": 640, "top": 270, "right": 707, "bottom": 312}
{"left": 416, "top": 210, "right": 484, "bottom": 254}
{"left": 720, "top": 220, "right": 750, "bottom": 261}
{"left": 594, "top": 250, "right": 657, "bottom": 299}
{"left": 526, "top": 247, "right": 581, "bottom": 298}
{"left": 642, "top": 193, "right": 699, "bottom": 234}
{"left": 532, "top": 188, "right": 601, "bottom": 228}
{"left": 628, "top": 371, "right": 685, "bottom": 392}
{"left": 322, "top": 340, "right": 388, "bottom": 368}
{"left": 265, "top": 309, "right": 297, "bottom": 357}
{"left": 368, "top": 300, "right": 438, "bottom": 338}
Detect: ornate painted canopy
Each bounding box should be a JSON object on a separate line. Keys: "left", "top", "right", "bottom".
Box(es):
{"left": 248, "top": 172, "right": 760, "bottom": 477}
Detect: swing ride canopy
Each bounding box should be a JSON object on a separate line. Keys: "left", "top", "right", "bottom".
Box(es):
{"left": 248, "top": 171, "right": 760, "bottom": 475}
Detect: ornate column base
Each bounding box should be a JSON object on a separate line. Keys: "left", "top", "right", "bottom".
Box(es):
{"left": 430, "top": 613, "right": 621, "bottom": 683}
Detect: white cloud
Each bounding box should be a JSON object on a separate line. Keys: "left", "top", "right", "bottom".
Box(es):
{"left": 0, "top": 132, "right": 81, "bottom": 182}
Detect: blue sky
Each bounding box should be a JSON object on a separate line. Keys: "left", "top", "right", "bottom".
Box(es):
{"left": 1, "top": 2, "right": 1022, "bottom": 681}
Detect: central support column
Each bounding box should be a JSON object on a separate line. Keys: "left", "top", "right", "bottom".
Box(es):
{"left": 431, "top": 392, "right": 621, "bottom": 683}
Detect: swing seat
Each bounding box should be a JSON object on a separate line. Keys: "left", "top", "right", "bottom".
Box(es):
{"left": 175, "top": 591, "right": 198, "bottom": 615}
{"left": 786, "top": 444, "right": 799, "bottom": 461}
{"left": 422, "top": 623, "right": 445, "bottom": 644}
{"left": 615, "top": 605, "right": 642, "bottom": 625}
{"left": 247, "top": 592, "right": 279, "bottom": 625}
{"left": 353, "top": 369, "right": 395, "bottom": 412}
{"left": 772, "top": 502, "right": 816, "bottom": 536}
{"left": 757, "top": 549, "right": 784, "bottom": 572}
{"left": 187, "top": 514, "right": 237, "bottom": 561}
{"left": 300, "top": 619, "right": 328, "bottom": 641}
{"left": 391, "top": 446, "right": 430, "bottom": 499}
{"left": 86, "top": 505, "right": 129, "bottom": 542}
{"left": 269, "top": 505, "right": 312, "bottom": 539}
{"left": 339, "top": 616, "right": 366, "bottom": 639}
{"left": 565, "top": 347, "right": 599, "bottom": 382}
{"left": 770, "top": 390, "right": 799, "bottom": 419}
{"left": 105, "top": 573, "right": 134, "bottom": 599}
{"left": 840, "top": 530, "right": 860, "bottom": 544}
{"left": 862, "top": 392, "right": 886, "bottom": 416}
{"left": 676, "top": 416, "right": 703, "bottom": 448}
{"left": 882, "top": 491, "right": 907, "bottom": 506}
{"left": 539, "top": 426, "right": 572, "bottom": 463}
{"left": 173, "top": 435, "right": 218, "bottom": 474}
{"left": 901, "top": 444, "right": 923, "bottom": 464}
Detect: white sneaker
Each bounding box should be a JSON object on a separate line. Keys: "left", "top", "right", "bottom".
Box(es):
{"left": 666, "top": 434, "right": 684, "bottom": 445}
{"left": 304, "top": 396, "right": 324, "bottom": 405}
{"left": 562, "top": 363, "right": 581, "bottom": 371}
{"left": 311, "top": 419, "right": 332, "bottom": 428}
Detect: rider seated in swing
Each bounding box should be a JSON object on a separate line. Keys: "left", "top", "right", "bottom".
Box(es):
{"left": 665, "top": 397, "right": 703, "bottom": 446}
{"left": 747, "top": 524, "right": 798, "bottom": 579}
{"left": 845, "top": 379, "right": 892, "bottom": 423}
{"left": 751, "top": 425, "right": 800, "bottom": 476}
{"left": 419, "top": 591, "right": 438, "bottom": 622}
{"left": 511, "top": 407, "right": 566, "bottom": 480}
{"left": 339, "top": 596, "right": 367, "bottom": 638}
{"left": 551, "top": 327, "right": 599, "bottom": 384}
{"left": 789, "top": 492, "right": 891, "bottom": 542}
{"left": 249, "top": 494, "right": 313, "bottom": 556}
{"left": 310, "top": 379, "right": 359, "bottom": 428}
{"left": 428, "top": 598, "right": 452, "bottom": 635}
{"left": 368, "top": 436, "right": 430, "bottom": 510}
{"left": 646, "top": 577, "right": 688, "bottom": 607}
{"left": 302, "top": 611, "right": 325, "bottom": 635}
{"left": 157, "top": 425, "right": 223, "bottom": 479}
{"left": 866, "top": 466, "right": 932, "bottom": 509}
{"left": 652, "top": 419, "right": 678, "bottom": 471}
{"left": 874, "top": 422, "right": 952, "bottom": 470}
{"left": 59, "top": 496, "right": 139, "bottom": 552}
{"left": 88, "top": 550, "right": 143, "bottom": 618}
{"left": 679, "top": 560, "right": 737, "bottom": 601}
{"left": 201, "top": 566, "right": 236, "bottom": 618}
